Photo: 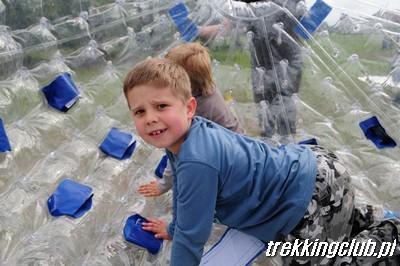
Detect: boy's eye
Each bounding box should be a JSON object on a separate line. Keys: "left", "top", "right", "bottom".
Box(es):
{"left": 134, "top": 109, "right": 144, "bottom": 116}
{"left": 158, "top": 104, "right": 168, "bottom": 110}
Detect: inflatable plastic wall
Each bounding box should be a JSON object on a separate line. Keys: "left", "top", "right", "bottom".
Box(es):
{"left": 0, "top": 0, "right": 399, "bottom": 265}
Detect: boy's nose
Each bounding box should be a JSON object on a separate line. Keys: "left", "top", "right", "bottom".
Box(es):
{"left": 145, "top": 111, "right": 158, "bottom": 125}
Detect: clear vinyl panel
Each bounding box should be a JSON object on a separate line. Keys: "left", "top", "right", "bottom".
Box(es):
{"left": 0, "top": 0, "right": 399, "bottom": 265}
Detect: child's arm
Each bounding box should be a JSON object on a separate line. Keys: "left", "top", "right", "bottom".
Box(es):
{"left": 168, "top": 162, "right": 219, "bottom": 265}
{"left": 157, "top": 161, "right": 173, "bottom": 193}
{"left": 137, "top": 162, "right": 173, "bottom": 197}
{"left": 138, "top": 181, "right": 162, "bottom": 197}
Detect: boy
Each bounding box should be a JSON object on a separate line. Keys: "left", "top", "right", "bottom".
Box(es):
{"left": 124, "top": 58, "right": 398, "bottom": 265}
{"left": 138, "top": 42, "right": 244, "bottom": 197}
{"left": 124, "top": 57, "right": 347, "bottom": 265}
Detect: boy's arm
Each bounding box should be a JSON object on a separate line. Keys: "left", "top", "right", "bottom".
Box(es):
{"left": 170, "top": 162, "right": 219, "bottom": 266}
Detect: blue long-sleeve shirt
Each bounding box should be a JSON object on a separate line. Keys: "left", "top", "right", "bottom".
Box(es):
{"left": 166, "top": 116, "right": 317, "bottom": 265}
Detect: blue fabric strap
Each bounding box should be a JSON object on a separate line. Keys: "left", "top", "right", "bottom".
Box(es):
{"left": 384, "top": 209, "right": 400, "bottom": 219}
{"left": 99, "top": 127, "right": 136, "bottom": 160}
{"left": 168, "top": 2, "right": 189, "bottom": 19}
{"left": 294, "top": 0, "right": 332, "bottom": 39}
{"left": 155, "top": 154, "right": 169, "bottom": 178}
{"left": 298, "top": 138, "right": 318, "bottom": 145}
{"left": 123, "top": 214, "right": 163, "bottom": 255}
{"left": 0, "top": 118, "right": 11, "bottom": 152}
{"left": 42, "top": 73, "right": 80, "bottom": 112}
{"left": 168, "top": 2, "right": 198, "bottom": 42}
{"left": 47, "top": 179, "right": 93, "bottom": 218}
{"left": 359, "top": 116, "right": 396, "bottom": 149}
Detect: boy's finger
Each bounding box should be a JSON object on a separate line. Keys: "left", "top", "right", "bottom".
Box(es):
{"left": 143, "top": 223, "right": 157, "bottom": 229}
{"left": 138, "top": 188, "right": 157, "bottom": 195}
{"left": 139, "top": 184, "right": 151, "bottom": 190}
{"left": 137, "top": 187, "right": 148, "bottom": 193}
{"left": 146, "top": 218, "right": 159, "bottom": 223}
{"left": 150, "top": 219, "right": 164, "bottom": 225}
{"left": 138, "top": 191, "right": 152, "bottom": 197}
{"left": 142, "top": 224, "right": 157, "bottom": 231}
{"left": 137, "top": 188, "right": 147, "bottom": 193}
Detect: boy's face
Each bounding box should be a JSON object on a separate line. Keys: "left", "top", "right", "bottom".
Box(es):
{"left": 127, "top": 84, "right": 196, "bottom": 154}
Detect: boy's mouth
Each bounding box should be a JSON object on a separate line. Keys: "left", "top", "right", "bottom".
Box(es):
{"left": 149, "top": 128, "right": 167, "bottom": 136}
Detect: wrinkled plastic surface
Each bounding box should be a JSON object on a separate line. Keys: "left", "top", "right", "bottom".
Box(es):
{"left": 0, "top": 0, "right": 399, "bottom": 265}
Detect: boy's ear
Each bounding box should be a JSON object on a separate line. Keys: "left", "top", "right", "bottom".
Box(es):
{"left": 186, "top": 97, "right": 197, "bottom": 118}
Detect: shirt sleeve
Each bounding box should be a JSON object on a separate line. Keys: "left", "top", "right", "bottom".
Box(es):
{"left": 170, "top": 161, "right": 219, "bottom": 266}
{"left": 168, "top": 169, "right": 177, "bottom": 238}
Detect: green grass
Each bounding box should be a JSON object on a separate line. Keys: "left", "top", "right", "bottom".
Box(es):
{"left": 210, "top": 33, "right": 394, "bottom": 76}
{"left": 310, "top": 33, "right": 394, "bottom": 75}
{"left": 209, "top": 32, "right": 397, "bottom": 109}
{"left": 210, "top": 33, "right": 395, "bottom": 77}
{"left": 210, "top": 48, "right": 251, "bottom": 69}
{"left": 326, "top": 33, "right": 395, "bottom": 61}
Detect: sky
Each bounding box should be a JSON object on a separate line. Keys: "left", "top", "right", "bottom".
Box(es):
{"left": 304, "top": 0, "right": 400, "bottom": 25}
{"left": 305, "top": 0, "right": 400, "bottom": 12}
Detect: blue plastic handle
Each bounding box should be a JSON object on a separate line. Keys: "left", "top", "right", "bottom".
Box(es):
{"left": 359, "top": 116, "right": 396, "bottom": 149}
{"left": 99, "top": 127, "right": 136, "bottom": 160}
{"left": 298, "top": 138, "right": 318, "bottom": 145}
{"left": 47, "top": 179, "right": 93, "bottom": 218}
{"left": 42, "top": 73, "right": 80, "bottom": 112}
{"left": 155, "top": 154, "right": 169, "bottom": 178}
{"left": 294, "top": 0, "right": 332, "bottom": 39}
{"left": 123, "top": 214, "right": 163, "bottom": 255}
{"left": 0, "top": 118, "right": 11, "bottom": 152}
{"left": 168, "top": 2, "right": 198, "bottom": 42}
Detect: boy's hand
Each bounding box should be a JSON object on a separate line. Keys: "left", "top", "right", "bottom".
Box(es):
{"left": 198, "top": 19, "right": 232, "bottom": 38}
{"left": 138, "top": 181, "right": 162, "bottom": 197}
{"left": 142, "top": 218, "right": 171, "bottom": 240}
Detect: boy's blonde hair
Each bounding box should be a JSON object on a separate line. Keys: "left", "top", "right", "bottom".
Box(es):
{"left": 165, "top": 42, "right": 215, "bottom": 96}
{"left": 123, "top": 57, "right": 192, "bottom": 104}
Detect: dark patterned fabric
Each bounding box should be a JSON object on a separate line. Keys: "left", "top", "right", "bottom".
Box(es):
{"left": 339, "top": 207, "right": 400, "bottom": 266}
{"left": 282, "top": 145, "right": 354, "bottom": 265}
{"left": 282, "top": 146, "right": 400, "bottom": 265}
